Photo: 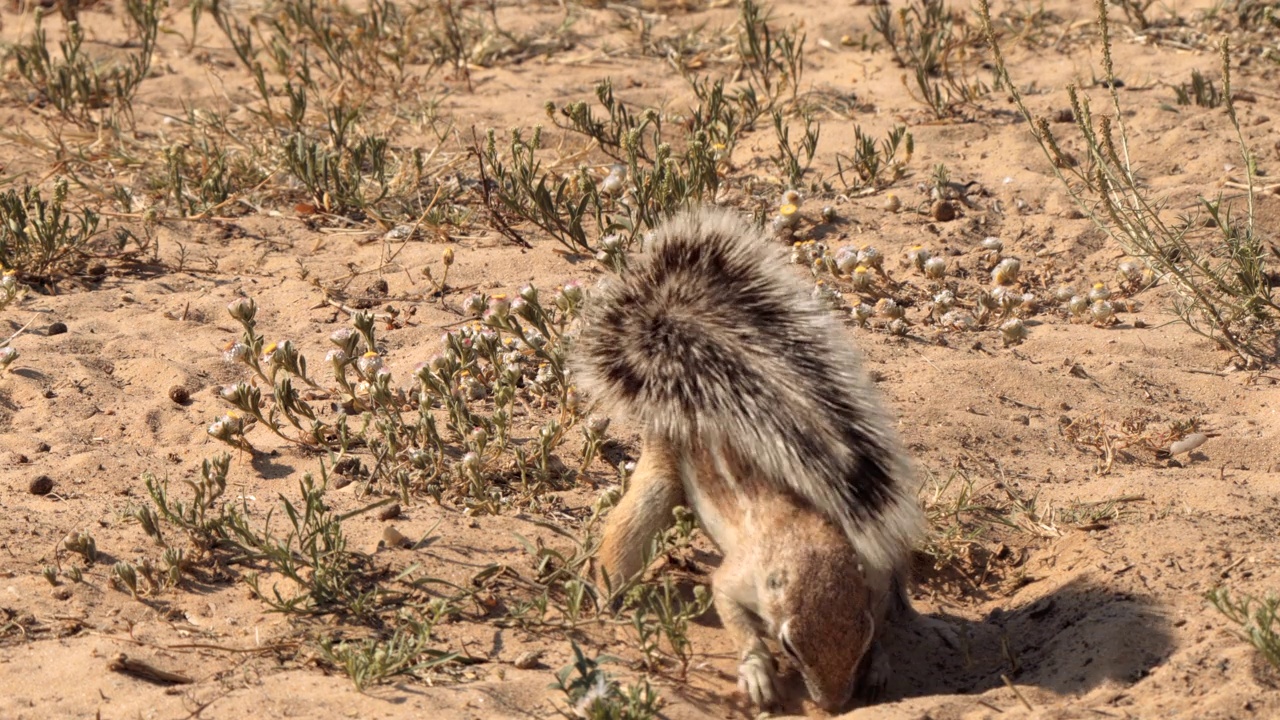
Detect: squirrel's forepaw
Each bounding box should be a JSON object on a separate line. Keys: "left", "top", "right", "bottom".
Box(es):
{"left": 737, "top": 650, "right": 780, "bottom": 709}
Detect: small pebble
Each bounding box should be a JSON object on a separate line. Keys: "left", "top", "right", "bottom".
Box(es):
{"left": 36, "top": 442, "right": 50, "bottom": 453}
{"left": 168, "top": 386, "right": 191, "bottom": 405}
{"left": 47, "top": 322, "right": 67, "bottom": 336}
{"left": 883, "top": 194, "right": 901, "bottom": 213}
{"left": 377, "top": 503, "right": 401, "bottom": 521}
{"left": 29, "top": 475, "right": 54, "bottom": 495}
{"left": 382, "top": 526, "right": 410, "bottom": 549}
{"left": 513, "top": 650, "right": 545, "bottom": 670}
{"left": 931, "top": 200, "right": 957, "bottom": 222}
{"left": 1168, "top": 433, "right": 1208, "bottom": 457}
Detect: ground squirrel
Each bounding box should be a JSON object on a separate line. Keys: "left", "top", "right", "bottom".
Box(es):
{"left": 571, "top": 207, "right": 930, "bottom": 711}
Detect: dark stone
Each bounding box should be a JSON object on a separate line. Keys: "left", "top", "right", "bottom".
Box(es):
{"left": 29, "top": 475, "right": 54, "bottom": 495}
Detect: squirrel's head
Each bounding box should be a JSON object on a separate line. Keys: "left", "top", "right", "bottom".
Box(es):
{"left": 759, "top": 532, "right": 876, "bottom": 712}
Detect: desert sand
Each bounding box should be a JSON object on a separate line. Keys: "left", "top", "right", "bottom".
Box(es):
{"left": 1, "top": 0, "right": 1278, "bottom": 718}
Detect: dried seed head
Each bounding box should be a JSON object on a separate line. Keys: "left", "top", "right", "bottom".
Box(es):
{"left": 329, "top": 327, "right": 356, "bottom": 348}
{"left": 1055, "top": 284, "right": 1077, "bottom": 302}
{"left": 980, "top": 236, "right": 1003, "bottom": 253}
{"left": 835, "top": 247, "right": 858, "bottom": 274}
{"left": 487, "top": 295, "right": 511, "bottom": 321}
{"left": 875, "top": 297, "right": 905, "bottom": 320}
{"left": 976, "top": 289, "right": 998, "bottom": 311}
{"left": 883, "top": 193, "right": 901, "bottom": 213}
{"left": 992, "top": 257, "right": 1021, "bottom": 285}
{"left": 0, "top": 346, "right": 17, "bottom": 371}
{"left": 600, "top": 172, "right": 625, "bottom": 195}
{"left": 811, "top": 281, "right": 841, "bottom": 307}
{"left": 781, "top": 189, "right": 803, "bottom": 207}
{"left": 924, "top": 256, "right": 947, "bottom": 280}
{"left": 208, "top": 414, "right": 244, "bottom": 441}
{"left": 462, "top": 293, "right": 486, "bottom": 316}
{"left": 932, "top": 289, "right": 956, "bottom": 313}
{"left": 888, "top": 318, "right": 909, "bottom": 336}
{"left": 461, "top": 452, "right": 481, "bottom": 475}
{"left": 1117, "top": 260, "right": 1142, "bottom": 284}
{"left": 1000, "top": 318, "right": 1028, "bottom": 346}
{"left": 1089, "top": 282, "right": 1112, "bottom": 302}
{"left": 857, "top": 246, "right": 884, "bottom": 270}
{"left": 223, "top": 342, "right": 250, "bottom": 364}
{"left": 850, "top": 266, "right": 873, "bottom": 291}
{"left": 994, "top": 286, "right": 1023, "bottom": 313}
{"left": 1068, "top": 295, "right": 1089, "bottom": 317}
{"left": 776, "top": 203, "right": 801, "bottom": 230}
{"left": 227, "top": 297, "right": 256, "bottom": 323}
{"left": 906, "top": 246, "right": 931, "bottom": 272}
{"left": 851, "top": 303, "right": 874, "bottom": 326}
{"left": 357, "top": 352, "right": 383, "bottom": 376}
{"left": 1090, "top": 299, "right": 1116, "bottom": 324}
{"left": 941, "top": 310, "right": 976, "bottom": 330}
{"left": 464, "top": 377, "right": 487, "bottom": 400}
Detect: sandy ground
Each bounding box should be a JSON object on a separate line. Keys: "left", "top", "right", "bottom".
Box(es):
{"left": 1, "top": 0, "right": 1279, "bottom": 718}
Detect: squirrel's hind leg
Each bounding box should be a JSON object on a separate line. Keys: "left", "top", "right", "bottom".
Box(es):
{"left": 595, "top": 433, "right": 685, "bottom": 598}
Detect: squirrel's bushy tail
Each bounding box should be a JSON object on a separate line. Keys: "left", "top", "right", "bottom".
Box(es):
{"left": 572, "top": 207, "right": 924, "bottom": 591}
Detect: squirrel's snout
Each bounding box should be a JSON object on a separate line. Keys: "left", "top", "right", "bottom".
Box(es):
{"left": 804, "top": 671, "right": 858, "bottom": 714}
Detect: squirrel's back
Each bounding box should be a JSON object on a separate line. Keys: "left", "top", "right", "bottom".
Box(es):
{"left": 571, "top": 206, "right": 924, "bottom": 592}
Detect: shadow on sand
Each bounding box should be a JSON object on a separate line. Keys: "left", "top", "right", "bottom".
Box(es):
{"left": 669, "top": 576, "right": 1173, "bottom": 717}
{"left": 880, "top": 577, "right": 1173, "bottom": 703}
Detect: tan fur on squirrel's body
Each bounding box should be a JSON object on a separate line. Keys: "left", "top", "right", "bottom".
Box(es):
{"left": 571, "top": 206, "right": 931, "bottom": 710}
